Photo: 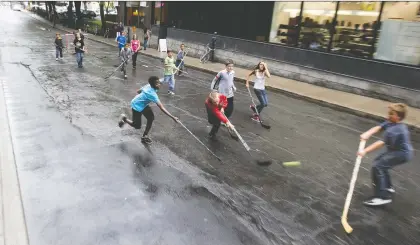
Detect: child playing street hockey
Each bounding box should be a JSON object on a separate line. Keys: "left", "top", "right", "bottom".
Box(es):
{"left": 246, "top": 61, "right": 271, "bottom": 122}
{"left": 358, "top": 103, "right": 413, "bottom": 206}
{"left": 205, "top": 91, "right": 234, "bottom": 139}
{"left": 54, "top": 33, "right": 63, "bottom": 61}
{"left": 163, "top": 50, "right": 177, "bottom": 95}
{"left": 175, "top": 44, "right": 186, "bottom": 76}
{"left": 116, "top": 31, "right": 126, "bottom": 57}
{"left": 120, "top": 43, "right": 132, "bottom": 79}
{"left": 118, "top": 76, "right": 179, "bottom": 144}
{"left": 73, "top": 33, "right": 85, "bottom": 68}
{"left": 210, "top": 59, "right": 236, "bottom": 120}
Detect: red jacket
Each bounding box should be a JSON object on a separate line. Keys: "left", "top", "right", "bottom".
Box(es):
{"left": 205, "top": 94, "right": 228, "bottom": 123}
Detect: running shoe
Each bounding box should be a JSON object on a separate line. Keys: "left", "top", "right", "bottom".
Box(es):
{"left": 124, "top": 75, "right": 127, "bottom": 78}
{"left": 251, "top": 114, "right": 260, "bottom": 122}
{"left": 168, "top": 91, "right": 175, "bottom": 95}
{"left": 118, "top": 114, "right": 127, "bottom": 128}
{"left": 141, "top": 136, "right": 152, "bottom": 144}
{"left": 56, "top": 58, "right": 58, "bottom": 61}
{"left": 363, "top": 197, "right": 392, "bottom": 206}
{"left": 387, "top": 187, "right": 396, "bottom": 193}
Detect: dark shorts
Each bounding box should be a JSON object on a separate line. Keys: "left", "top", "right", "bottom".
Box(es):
{"left": 132, "top": 105, "right": 154, "bottom": 129}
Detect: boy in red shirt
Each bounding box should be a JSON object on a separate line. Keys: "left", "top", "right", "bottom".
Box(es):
{"left": 205, "top": 91, "right": 234, "bottom": 139}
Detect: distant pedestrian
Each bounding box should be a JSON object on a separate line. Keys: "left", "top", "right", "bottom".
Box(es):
{"left": 118, "top": 76, "right": 179, "bottom": 144}
{"left": 120, "top": 43, "right": 132, "bottom": 79}
{"left": 175, "top": 43, "right": 186, "bottom": 76}
{"left": 246, "top": 61, "right": 271, "bottom": 122}
{"left": 358, "top": 103, "right": 413, "bottom": 206}
{"left": 143, "top": 27, "right": 151, "bottom": 50}
{"left": 131, "top": 34, "right": 141, "bottom": 69}
{"left": 205, "top": 91, "right": 234, "bottom": 139}
{"left": 210, "top": 59, "right": 236, "bottom": 120}
{"left": 116, "top": 31, "right": 126, "bottom": 57}
{"left": 163, "top": 50, "right": 177, "bottom": 95}
{"left": 73, "top": 33, "right": 85, "bottom": 68}
{"left": 116, "top": 22, "right": 124, "bottom": 37}
{"left": 54, "top": 33, "right": 63, "bottom": 61}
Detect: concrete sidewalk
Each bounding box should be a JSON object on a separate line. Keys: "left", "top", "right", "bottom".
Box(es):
{"left": 26, "top": 11, "right": 420, "bottom": 130}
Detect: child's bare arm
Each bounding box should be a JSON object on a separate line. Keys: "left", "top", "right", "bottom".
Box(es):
{"left": 358, "top": 140, "right": 384, "bottom": 156}
{"left": 360, "top": 126, "right": 382, "bottom": 140}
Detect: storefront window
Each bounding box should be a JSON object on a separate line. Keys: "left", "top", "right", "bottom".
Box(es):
{"left": 269, "top": 2, "right": 302, "bottom": 45}
{"left": 374, "top": 2, "right": 420, "bottom": 66}
{"left": 298, "top": 2, "right": 337, "bottom": 51}
{"left": 154, "top": 1, "right": 164, "bottom": 25}
{"left": 330, "top": 2, "right": 380, "bottom": 58}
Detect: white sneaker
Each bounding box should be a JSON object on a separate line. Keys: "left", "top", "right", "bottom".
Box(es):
{"left": 363, "top": 197, "right": 392, "bottom": 206}
{"left": 124, "top": 75, "right": 127, "bottom": 78}
{"left": 168, "top": 91, "right": 175, "bottom": 95}
{"left": 56, "top": 58, "right": 58, "bottom": 61}
{"left": 387, "top": 187, "right": 396, "bottom": 193}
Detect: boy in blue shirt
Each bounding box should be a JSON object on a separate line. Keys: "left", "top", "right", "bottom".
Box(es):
{"left": 118, "top": 76, "right": 179, "bottom": 144}
{"left": 116, "top": 31, "right": 126, "bottom": 57}
{"left": 358, "top": 103, "right": 413, "bottom": 206}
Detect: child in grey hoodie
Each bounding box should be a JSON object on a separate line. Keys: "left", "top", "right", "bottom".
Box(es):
{"left": 210, "top": 59, "right": 236, "bottom": 119}
{"left": 120, "top": 43, "right": 132, "bottom": 79}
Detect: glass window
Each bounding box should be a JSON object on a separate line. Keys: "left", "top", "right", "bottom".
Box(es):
{"left": 154, "top": 1, "right": 163, "bottom": 25}
{"left": 330, "top": 2, "right": 380, "bottom": 58}
{"left": 269, "top": 2, "right": 302, "bottom": 45}
{"left": 298, "top": 2, "right": 337, "bottom": 51}
{"left": 374, "top": 2, "right": 420, "bottom": 66}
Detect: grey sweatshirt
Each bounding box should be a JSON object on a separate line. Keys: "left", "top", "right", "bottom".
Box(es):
{"left": 120, "top": 48, "right": 132, "bottom": 62}
{"left": 210, "top": 69, "right": 236, "bottom": 98}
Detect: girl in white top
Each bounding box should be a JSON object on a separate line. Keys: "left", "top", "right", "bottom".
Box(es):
{"left": 246, "top": 61, "right": 271, "bottom": 121}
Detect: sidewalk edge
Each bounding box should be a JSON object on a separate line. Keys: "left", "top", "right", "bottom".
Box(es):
{"left": 0, "top": 81, "right": 30, "bottom": 245}
{"left": 48, "top": 22, "right": 420, "bottom": 132}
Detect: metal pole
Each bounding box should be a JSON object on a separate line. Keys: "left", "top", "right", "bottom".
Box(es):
{"left": 328, "top": 1, "right": 340, "bottom": 52}
{"left": 370, "top": 1, "right": 385, "bottom": 59}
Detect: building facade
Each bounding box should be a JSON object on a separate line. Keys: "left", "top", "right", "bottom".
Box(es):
{"left": 154, "top": 1, "right": 420, "bottom": 67}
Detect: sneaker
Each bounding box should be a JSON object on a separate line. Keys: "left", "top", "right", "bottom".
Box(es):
{"left": 251, "top": 114, "right": 260, "bottom": 122}
{"left": 124, "top": 75, "right": 127, "bottom": 78}
{"left": 141, "top": 136, "right": 152, "bottom": 144}
{"left": 118, "top": 114, "right": 127, "bottom": 128}
{"left": 363, "top": 197, "right": 392, "bottom": 206}
{"left": 250, "top": 105, "right": 256, "bottom": 113}
{"left": 168, "top": 91, "right": 175, "bottom": 95}
{"left": 56, "top": 58, "right": 58, "bottom": 61}
{"left": 387, "top": 187, "right": 396, "bottom": 193}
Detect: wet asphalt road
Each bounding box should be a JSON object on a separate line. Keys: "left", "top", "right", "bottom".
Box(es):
{"left": 1, "top": 7, "right": 420, "bottom": 245}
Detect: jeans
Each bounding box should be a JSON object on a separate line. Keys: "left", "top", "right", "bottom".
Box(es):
{"left": 175, "top": 59, "right": 184, "bottom": 75}
{"left": 132, "top": 52, "right": 138, "bottom": 67}
{"left": 163, "top": 75, "right": 175, "bottom": 92}
{"left": 253, "top": 89, "right": 268, "bottom": 113}
{"left": 225, "top": 97, "right": 234, "bottom": 118}
{"left": 55, "top": 47, "right": 63, "bottom": 58}
{"left": 76, "top": 52, "right": 83, "bottom": 67}
{"left": 372, "top": 151, "right": 411, "bottom": 198}
{"left": 143, "top": 39, "right": 148, "bottom": 50}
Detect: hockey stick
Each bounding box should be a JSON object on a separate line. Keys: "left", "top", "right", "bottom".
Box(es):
{"left": 224, "top": 118, "right": 271, "bottom": 166}
{"left": 341, "top": 140, "right": 366, "bottom": 234}
{"left": 105, "top": 57, "right": 130, "bottom": 80}
{"left": 178, "top": 121, "right": 222, "bottom": 162}
{"left": 247, "top": 87, "right": 271, "bottom": 129}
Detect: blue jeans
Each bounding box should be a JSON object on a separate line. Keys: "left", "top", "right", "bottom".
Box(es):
{"left": 175, "top": 59, "right": 184, "bottom": 75}
{"left": 372, "top": 151, "right": 411, "bottom": 198}
{"left": 163, "top": 75, "right": 175, "bottom": 92}
{"left": 56, "top": 47, "right": 63, "bottom": 58}
{"left": 143, "top": 39, "right": 148, "bottom": 50}
{"left": 253, "top": 89, "right": 268, "bottom": 113}
{"left": 76, "top": 52, "right": 83, "bottom": 67}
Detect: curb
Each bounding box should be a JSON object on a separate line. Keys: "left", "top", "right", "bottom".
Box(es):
{"left": 48, "top": 19, "right": 420, "bottom": 132}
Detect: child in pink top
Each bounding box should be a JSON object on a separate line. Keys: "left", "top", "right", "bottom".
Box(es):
{"left": 131, "top": 34, "right": 141, "bottom": 69}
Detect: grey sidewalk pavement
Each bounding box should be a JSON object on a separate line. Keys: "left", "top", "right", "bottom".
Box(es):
{"left": 26, "top": 10, "right": 420, "bottom": 130}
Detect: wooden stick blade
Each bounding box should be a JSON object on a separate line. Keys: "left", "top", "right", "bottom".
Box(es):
{"left": 341, "top": 216, "right": 353, "bottom": 234}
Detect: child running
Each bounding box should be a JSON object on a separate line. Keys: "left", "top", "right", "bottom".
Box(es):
{"left": 163, "top": 50, "right": 177, "bottom": 95}
{"left": 210, "top": 59, "right": 236, "bottom": 121}
{"left": 205, "top": 91, "right": 234, "bottom": 139}
{"left": 54, "top": 33, "right": 63, "bottom": 61}
{"left": 118, "top": 76, "right": 179, "bottom": 144}
{"left": 246, "top": 61, "right": 271, "bottom": 122}
{"left": 358, "top": 103, "right": 413, "bottom": 206}
{"left": 120, "top": 43, "right": 132, "bottom": 79}
{"left": 175, "top": 44, "right": 186, "bottom": 76}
